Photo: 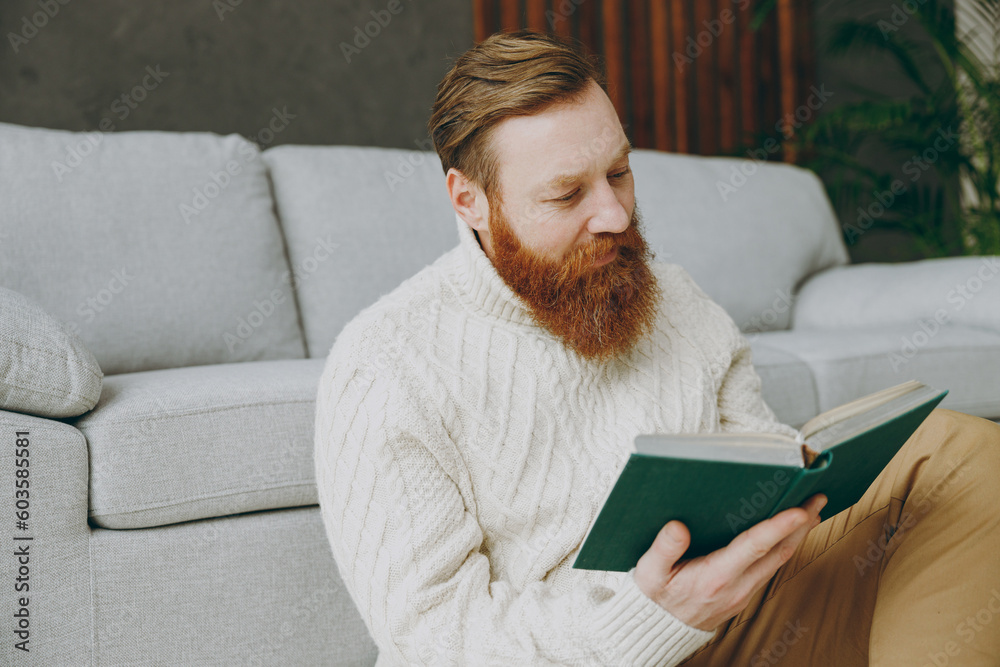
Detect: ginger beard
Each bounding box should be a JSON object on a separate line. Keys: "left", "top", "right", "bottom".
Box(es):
{"left": 487, "top": 194, "right": 662, "bottom": 361}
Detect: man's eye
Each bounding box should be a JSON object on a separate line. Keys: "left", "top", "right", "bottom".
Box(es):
{"left": 556, "top": 190, "right": 578, "bottom": 202}
{"left": 611, "top": 168, "right": 631, "bottom": 180}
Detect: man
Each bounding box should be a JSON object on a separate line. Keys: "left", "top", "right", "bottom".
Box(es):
{"left": 315, "top": 29, "right": 1000, "bottom": 666}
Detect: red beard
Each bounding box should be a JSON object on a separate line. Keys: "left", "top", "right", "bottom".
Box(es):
{"left": 487, "top": 197, "right": 662, "bottom": 361}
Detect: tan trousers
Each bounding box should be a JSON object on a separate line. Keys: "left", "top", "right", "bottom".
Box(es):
{"left": 679, "top": 409, "right": 1000, "bottom": 667}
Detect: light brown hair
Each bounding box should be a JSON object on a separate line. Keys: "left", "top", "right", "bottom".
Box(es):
{"left": 427, "top": 29, "right": 607, "bottom": 202}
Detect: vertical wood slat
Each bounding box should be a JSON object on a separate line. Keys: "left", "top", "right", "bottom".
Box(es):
{"left": 693, "top": 0, "right": 718, "bottom": 155}
{"left": 602, "top": 0, "right": 628, "bottom": 129}
{"left": 650, "top": 0, "right": 672, "bottom": 151}
{"left": 671, "top": 0, "right": 691, "bottom": 153}
{"left": 471, "top": 0, "right": 813, "bottom": 164}
{"left": 473, "top": 0, "right": 494, "bottom": 41}
{"left": 500, "top": 0, "right": 521, "bottom": 32}
{"left": 737, "top": 1, "right": 757, "bottom": 148}
{"left": 777, "top": 0, "right": 797, "bottom": 161}
{"left": 717, "top": 0, "right": 737, "bottom": 153}
{"left": 526, "top": 0, "right": 548, "bottom": 32}
{"left": 628, "top": 0, "right": 652, "bottom": 148}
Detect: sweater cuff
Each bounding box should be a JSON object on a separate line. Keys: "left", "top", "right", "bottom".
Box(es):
{"left": 589, "top": 570, "right": 716, "bottom": 667}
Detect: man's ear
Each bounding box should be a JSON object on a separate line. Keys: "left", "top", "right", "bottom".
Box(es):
{"left": 446, "top": 168, "right": 489, "bottom": 234}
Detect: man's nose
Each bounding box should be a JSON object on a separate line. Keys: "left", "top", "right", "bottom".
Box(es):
{"left": 586, "top": 181, "right": 630, "bottom": 236}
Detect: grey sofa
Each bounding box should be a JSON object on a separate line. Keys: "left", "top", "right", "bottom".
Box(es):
{"left": 1, "top": 119, "right": 998, "bottom": 666}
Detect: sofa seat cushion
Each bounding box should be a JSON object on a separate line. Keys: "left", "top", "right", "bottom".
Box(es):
{"left": 74, "top": 359, "right": 324, "bottom": 529}
{"left": 756, "top": 325, "right": 1000, "bottom": 420}
{"left": 748, "top": 335, "right": 820, "bottom": 429}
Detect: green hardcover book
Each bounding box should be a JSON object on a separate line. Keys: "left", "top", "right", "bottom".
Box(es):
{"left": 572, "top": 381, "right": 948, "bottom": 572}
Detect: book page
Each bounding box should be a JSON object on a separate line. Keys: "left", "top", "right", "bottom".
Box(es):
{"left": 800, "top": 380, "right": 924, "bottom": 440}
{"left": 635, "top": 433, "right": 803, "bottom": 467}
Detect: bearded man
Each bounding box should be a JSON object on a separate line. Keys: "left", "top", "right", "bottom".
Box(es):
{"left": 314, "top": 30, "right": 1000, "bottom": 666}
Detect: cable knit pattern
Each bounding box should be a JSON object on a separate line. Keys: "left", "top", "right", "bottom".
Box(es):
{"left": 314, "top": 213, "right": 799, "bottom": 666}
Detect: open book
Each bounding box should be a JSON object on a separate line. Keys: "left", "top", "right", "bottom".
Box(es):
{"left": 572, "top": 381, "right": 948, "bottom": 572}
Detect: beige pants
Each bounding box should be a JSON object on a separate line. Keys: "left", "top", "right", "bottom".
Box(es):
{"left": 680, "top": 409, "right": 1000, "bottom": 667}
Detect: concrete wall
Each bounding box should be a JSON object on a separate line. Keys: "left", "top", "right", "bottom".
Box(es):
{"left": 0, "top": 0, "right": 472, "bottom": 149}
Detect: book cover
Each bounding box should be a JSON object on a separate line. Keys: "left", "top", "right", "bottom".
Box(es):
{"left": 572, "top": 386, "right": 947, "bottom": 572}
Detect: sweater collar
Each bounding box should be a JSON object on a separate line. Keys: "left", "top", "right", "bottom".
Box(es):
{"left": 451, "top": 212, "right": 537, "bottom": 327}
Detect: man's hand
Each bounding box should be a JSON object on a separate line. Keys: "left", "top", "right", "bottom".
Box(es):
{"left": 634, "top": 493, "right": 827, "bottom": 632}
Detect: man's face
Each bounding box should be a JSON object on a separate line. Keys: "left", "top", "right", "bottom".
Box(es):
{"left": 481, "top": 80, "right": 662, "bottom": 361}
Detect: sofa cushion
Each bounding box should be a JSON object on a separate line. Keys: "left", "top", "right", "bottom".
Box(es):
{"left": 755, "top": 325, "right": 1000, "bottom": 420}
{"left": 264, "top": 146, "right": 849, "bottom": 357}
{"left": 748, "top": 335, "right": 820, "bottom": 429}
{"left": 627, "top": 151, "right": 849, "bottom": 332}
{"left": 75, "top": 359, "right": 323, "bottom": 529}
{"left": 263, "top": 145, "right": 457, "bottom": 358}
{"left": 0, "top": 122, "right": 306, "bottom": 375}
{"left": 0, "top": 287, "right": 103, "bottom": 418}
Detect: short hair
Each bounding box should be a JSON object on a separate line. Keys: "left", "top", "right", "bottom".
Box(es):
{"left": 428, "top": 29, "right": 607, "bottom": 202}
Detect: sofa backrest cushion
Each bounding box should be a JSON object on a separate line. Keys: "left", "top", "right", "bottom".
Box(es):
{"left": 264, "top": 145, "right": 849, "bottom": 357}
{"left": 0, "top": 122, "right": 306, "bottom": 375}
{"left": 264, "top": 145, "right": 457, "bottom": 357}
{"left": 629, "top": 150, "right": 849, "bottom": 332}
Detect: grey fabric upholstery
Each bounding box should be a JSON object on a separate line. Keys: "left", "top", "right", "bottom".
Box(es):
{"left": 0, "top": 411, "right": 91, "bottom": 665}
{"left": 0, "top": 286, "right": 103, "bottom": 418}
{"left": 75, "top": 359, "right": 323, "bottom": 529}
{"left": 89, "top": 506, "right": 378, "bottom": 665}
{"left": 794, "top": 256, "right": 1000, "bottom": 331}
{"left": 629, "top": 150, "right": 850, "bottom": 332}
{"left": 752, "top": 325, "right": 1000, "bottom": 419}
{"left": 0, "top": 122, "right": 306, "bottom": 375}
{"left": 263, "top": 145, "right": 457, "bottom": 358}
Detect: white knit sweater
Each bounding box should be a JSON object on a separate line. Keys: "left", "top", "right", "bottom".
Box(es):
{"left": 314, "top": 213, "right": 799, "bottom": 666}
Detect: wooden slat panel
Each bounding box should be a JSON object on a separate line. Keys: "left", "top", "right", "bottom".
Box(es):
{"left": 602, "top": 0, "right": 628, "bottom": 127}
{"left": 551, "top": 0, "right": 573, "bottom": 38}
{"left": 629, "top": 0, "right": 652, "bottom": 148}
{"left": 474, "top": 0, "right": 494, "bottom": 41}
{"left": 501, "top": 0, "right": 521, "bottom": 32}
{"left": 717, "top": 0, "right": 737, "bottom": 152}
{"left": 671, "top": 0, "right": 691, "bottom": 153}
{"left": 777, "top": 0, "right": 796, "bottom": 161}
{"left": 737, "top": 0, "right": 756, "bottom": 147}
{"left": 526, "top": 0, "right": 547, "bottom": 31}
{"left": 758, "top": 6, "right": 779, "bottom": 151}
{"left": 579, "top": 0, "right": 600, "bottom": 57}
{"left": 650, "top": 0, "right": 672, "bottom": 151}
{"left": 693, "top": 0, "right": 718, "bottom": 154}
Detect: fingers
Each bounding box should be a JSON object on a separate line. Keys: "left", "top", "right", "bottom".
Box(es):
{"left": 740, "top": 494, "right": 828, "bottom": 584}
{"left": 635, "top": 521, "right": 691, "bottom": 596}
{"left": 718, "top": 494, "right": 828, "bottom": 576}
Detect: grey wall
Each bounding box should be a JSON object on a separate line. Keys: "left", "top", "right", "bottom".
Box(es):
{"left": 0, "top": 0, "right": 472, "bottom": 149}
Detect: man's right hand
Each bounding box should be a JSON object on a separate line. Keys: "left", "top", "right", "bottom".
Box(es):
{"left": 633, "top": 493, "right": 827, "bottom": 632}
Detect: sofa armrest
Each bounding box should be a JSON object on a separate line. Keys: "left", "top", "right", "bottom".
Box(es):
{"left": 0, "top": 410, "right": 91, "bottom": 663}
{"left": 793, "top": 256, "right": 1000, "bottom": 331}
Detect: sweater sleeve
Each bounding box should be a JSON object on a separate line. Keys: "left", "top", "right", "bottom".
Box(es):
{"left": 314, "top": 327, "right": 716, "bottom": 667}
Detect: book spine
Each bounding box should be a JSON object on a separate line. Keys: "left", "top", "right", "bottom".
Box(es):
{"left": 767, "top": 451, "right": 832, "bottom": 518}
